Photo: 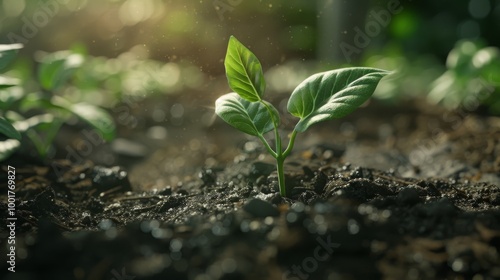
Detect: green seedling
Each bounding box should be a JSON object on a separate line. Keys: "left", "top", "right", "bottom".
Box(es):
{"left": 0, "top": 45, "right": 115, "bottom": 160}
{"left": 0, "top": 44, "right": 23, "bottom": 142}
{"left": 428, "top": 40, "right": 500, "bottom": 112}
{"left": 215, "top": 36, "right": 390, "bottom": 197}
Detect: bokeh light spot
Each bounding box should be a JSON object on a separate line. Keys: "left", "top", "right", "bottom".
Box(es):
{"left": 119, "top": 0, "right": 156, "bottom": 26}
{"left": 457, "top": 20, "right": 480, "bottom": 39}
{"left": 2, "top": 0, "right": 25, "bottom": 18}
{"left": 468, "top": 0, "right": 491, "bottom": 19}
{"left": 390, "top": 11, "right": 418, "bottom": 39}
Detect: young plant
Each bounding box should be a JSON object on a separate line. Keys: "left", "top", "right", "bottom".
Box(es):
{"left": 215, "top": 36, "right": 390, "bottom": 197}
{"left": 428, "top": 40, "right": 500, "bottom": 113}
{"left": 0, "top": 44, "right": 22, "bottom": 132}
{"left": 0, "top": 45, "right": 115, "bottom": 161}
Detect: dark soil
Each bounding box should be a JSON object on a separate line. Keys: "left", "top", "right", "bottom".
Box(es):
{"left": 1, "top": 98, "right": 500, "bottom": 280}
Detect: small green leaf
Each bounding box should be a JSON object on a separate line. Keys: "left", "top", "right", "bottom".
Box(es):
{"left": 69, "top": 103, "right": 115, "bottom": 141}
{"left": 287, "top": 67, "right": 390, "bottom": 132}
{"left": 0, "top": 139, "right": 20, "bottom": 161}
{"left": 475, "top": 47, "right": 500, "bottom": 86}
{"left": 19, "top": 94, "right": 57, "bottom": 112}
{"left": 215, "top": 92, "right": 279, "bottom": 136}
{"left": 225, "top": 36, "right": 266, "bottom": 102}
{"left": 0, "top": 76, "right": 19, "bottom": 89}
{"left": 11, "top": 114, "right": 54, "bottom": 133}
{"left": 0, "top": 117, "right": 21, "bottom": 140}
{"left": 0, "top": 44, "right": 23, "bottom": 71}
{"left": 51, "top": 97, "right": 115, "bottom": 141}
{"left": 38, "top": 51, "right": 84, "bottom": 90}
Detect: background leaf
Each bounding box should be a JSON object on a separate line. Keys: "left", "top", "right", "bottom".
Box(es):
{"left": 0, "top": 139, "right": 20, "bottom": 162}
{"left": 287, "top": 67, "right": 389, "bottom": 132}
{"left": 215, "top": 93, "right": 279, "bottom": 137}
{"left": 224, "top": 36, "right": 266, "bottom": 102}
{"left": 0, "top": 117, "right": 21, "bottom": 140}
{"left": 9, "top": 114, "right": 58, "bottom": 159}
{"left": 0, "top": 76, "right": 19, "bottom": 89}
{"left": 38, "top": 51, "right": 84, "bottom": 91}
{"left": 67, "top": 102, "right": 115, "bottom": 141}
{"left": 51, "top": 96, "right": 115, "bottom": 141}
{"left": 0, "top": 44, "right": 23, "bottom": 71}
{"left": 12, "top": 114, "right": 54, "bottom": 133}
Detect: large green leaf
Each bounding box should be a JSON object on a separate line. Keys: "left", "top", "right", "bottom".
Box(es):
{"left": 225, "top": 36, "right": 266, "bottom": 102}
{"left": 0, "top": 117, "right": 21, "bottom": 140}
{"left": 38, "top": 51, "right": 84, "bottom": 90}
{"left": 287, "top": 67, "right": 389, "bottom": 132}
{"left": 0, "top": 44, "right": 23, "bottom": 71}
{"left": 215, "top": 92, "right": 279, "bottom": 136}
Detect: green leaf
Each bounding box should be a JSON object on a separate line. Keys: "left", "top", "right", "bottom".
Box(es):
{"left": 475, "top": 47, "right": 500, "bottom": 86}
{"left": 0, "top": 76, "right": 19, "bottom": 89}
{"left": 12, "top": 114, "right": 54, "bottom": 133}
{"left": 68, "top": 102, "right": 115, "bottom": 141}
{"left": 38, "top": 51, "right": 84, "bottom": 90}
{"left": 50, "top": 96, "right": 115, "bottom": 141}
{"left": 0, "top": 44, "right": 23, "bottom": 71}
{"left": 19, "top": 94, "right": 57, "bottom": 112}
{"left": 7, "top": 114, "right": 56, "bottom": 159}
{"left": 225, "top": 36, "right": 266, "bottom": 102}
{"left": 287, "top": 67, "right": 390, "bottom": 132}
{"left": 0, "top": 117, "right": 21, "bottom": 140}
{"left": 0, "top": 139, "right": 20, "bottom": 161}
{"left": 215, "top": 92, "right": 279, "bottom": 137}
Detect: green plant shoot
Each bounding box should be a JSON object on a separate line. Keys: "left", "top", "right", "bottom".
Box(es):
{"left": 215, "top": 36, "right": 390, "bottom": 197}
{"left": 0, "top": 44, "right": 116, "bottom": 161}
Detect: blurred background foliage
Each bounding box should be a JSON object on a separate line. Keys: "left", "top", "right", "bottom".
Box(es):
{"left": 1, "top": 0, "right": 500, "bottom": 160}
{"left": 1, "top": 1, "right": 499, "bottom": 81}
{"left": 1, "top": 0, "right": 498, "bottom": 66}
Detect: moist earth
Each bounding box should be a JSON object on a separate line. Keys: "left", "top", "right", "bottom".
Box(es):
{"left": 1, "top": 100, "right": 499, "bottom": 280}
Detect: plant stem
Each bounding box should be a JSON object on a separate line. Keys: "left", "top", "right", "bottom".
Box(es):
{"left": 258, "top": 100, "right": 285, "bottom": 195}
{"left": 258, "top": 130, "right": 297, "bottom": 197}
{"left": 257, "top": 135, "right": 277, "bottom": 158}
{"left": 276, "top": 155, "right": 286, "bottom": 197}
{"left": 257, "top": 101, "right": 299, "bottom": 197}
{"left": 275, "top": 130, "right": 298, "bottom": 197}
{"left": 258, "top": 131, "right": 287, "bottom": 196}
{"left": 283, "top": 130, "right": 297, "bottom": 158}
